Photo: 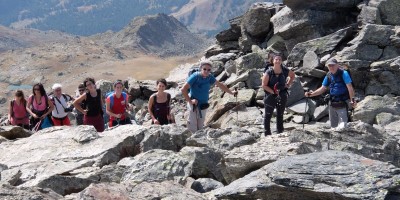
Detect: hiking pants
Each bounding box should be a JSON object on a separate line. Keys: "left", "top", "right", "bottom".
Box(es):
{"left": 329, "top": 106, "right": 348, "bottom": 128}
{"left": 84, "top": 114, "right": 105, "bottom": 132}
{"left": 264, "top": 93, "right": 288, "bottom": 135}
{"left": 187, "top": 103, "right": 207, "bottom": 133}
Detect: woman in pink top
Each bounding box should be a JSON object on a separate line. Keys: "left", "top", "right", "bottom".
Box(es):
{"left": 8, "top": 90, "right": 29, "bottom": 129}
{"left": 26, "top": 83, "right": 54, "bottom": 131}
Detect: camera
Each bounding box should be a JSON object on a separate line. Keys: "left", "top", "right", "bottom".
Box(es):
{"left": 64, "top": 105, "right": 74, "bottom": 112}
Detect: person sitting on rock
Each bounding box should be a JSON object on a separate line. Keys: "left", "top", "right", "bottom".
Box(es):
{"left": 8, "top": 90, "right": 29, "bottom": 129}
{"left": 180, "top": 60, "right": 238, "bottom": 133}
{"left": 26, "top": 83, "right": 54, "bottom": 131}
{"left": 74, "top": 83, "right": 86, "bottom": 126}
{"left": 50, "top": 83, "right": 74, "bottom": 126}
{"left": 73, "top": 77, "right": 105, "bottom": 132}
{"left": 148, "top": 78, "right": 173, "bottom": 125}
{"left": 305, "top": 58, "right": 357, "bottom": 130}
{"left": 262, "top": 54, "right": 295, "bottom": 136}
{"left": 105, "top": 80, "right": 132, "bottom": 127}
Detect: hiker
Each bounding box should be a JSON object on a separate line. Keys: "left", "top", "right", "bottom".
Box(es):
{"left": 305, "top": 58, "right": 356, "bottom": 130}
{"left": 73, "top": 78, "right": 105, "bottom": 132}
{"left": 148, "top": 78, "right": 173, "bottom": 125}
{"left": 181, "top": 60, "right": 238, "bottom": 133}
{"left": 75, "top": 84, "right": 86, "bottom": 126}
{"left": 26, "top": 83, "right": 54, "bottom": 131}
{"left": 262, "top": 54, "right": 295, "bottom": 136}
{"left": 8, "top": 90, "right": 29, "bottom": 129}
{"left": 105, "top": 80, "right": 132, "bottom": 127}
{"left": 50, "top": 83, "right": 74, "bottom": 126}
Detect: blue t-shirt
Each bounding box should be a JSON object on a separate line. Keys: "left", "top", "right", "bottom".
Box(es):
{"left": 187, "top": 72, "right": 216, "bottom": 105}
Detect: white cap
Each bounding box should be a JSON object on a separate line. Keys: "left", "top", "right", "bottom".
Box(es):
{"left": 52, "top": 83, "right": 62, "bottom": 90}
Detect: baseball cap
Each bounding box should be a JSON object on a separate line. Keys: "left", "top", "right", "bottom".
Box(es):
{"left": 326, "top": 58, "right": 338, "bottom": 66}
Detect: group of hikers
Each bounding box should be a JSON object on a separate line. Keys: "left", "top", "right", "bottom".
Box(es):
{"left": 7, "top": 53, "right": 357, "bottom": 135}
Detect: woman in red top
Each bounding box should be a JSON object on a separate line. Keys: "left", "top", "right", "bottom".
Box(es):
{"left": 8, "top": 90, "right": 29, "bottom": 129}
{"left": 106, "top": 80, "right": 132, "bottom": 127}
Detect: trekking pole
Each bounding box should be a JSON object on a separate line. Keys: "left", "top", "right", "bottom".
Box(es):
{"left": 234, "top": 87, "right": 238, "bottom": 126}
{"left": 303, "top": 91, "right": 309, "bottom": 130}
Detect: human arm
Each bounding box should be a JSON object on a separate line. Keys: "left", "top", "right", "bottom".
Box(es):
{"left": 215, "top": 81, "right": 238, "bottom": 96}
{"left": 286, "top": 70, "right": 295, "bottom": 88}
{"left": 8, "top": 101, "right": 12, "bottom": 123}
{"left": 41, "top": 98, "right": 54, "bottom": 119}
{"left": 346, "top": 84, "right": 357, "bottom": 108}
{"left": 26, "top": 96, "right": 38, "bottom": 119}
{"left": 147, "top": 95, "right": 159, "bottom": 124}
{"left": 73, "top": 93, "right": 87, "bottom": 115}
{"left": 262, "top": 73, "right": 275, "bottom": 94}
{"left": 180, "top": 82, "right": 197, "bottom": 105}
{"left": 305, "top": 86, "right": 328, "bottom": 97}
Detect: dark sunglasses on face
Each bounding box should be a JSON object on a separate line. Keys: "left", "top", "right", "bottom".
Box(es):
{"left": 79, "top": 89, "right": 85, "bottom": 92}
{"left": 203, "top": 68, "right": 211, "bottom": 72}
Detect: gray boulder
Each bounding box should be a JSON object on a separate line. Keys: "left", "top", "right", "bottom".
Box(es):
{"left": 191, "top": 178, "right": 224, "bottom": 193}
{"left": 0, "top": 184, "right": 62, "bottom": 199}
{"left": 211, "top": 151, "right": 400, "bottom": 200}
{"left": 208, "top": 53, "right": 237, "bottom": 63}
{"left": 358, "top": 5, "right": 382, "bottom": 26}
{"left": 205, "top": 42, "right": 239, "bottom": 58}
{"left": 369, "top": 0, "right": 400, "bottom": 26}
{"left": 287, "top": 98, "right": 316, "bottom": 115}
{"left": 283, "top": 0, "right": 363, "bottom": 10}
{"left": 245, "top": 70, "right": 262, "bottom": 89}
{"left": 353, "top": 95, "right": 400, "bottom": 124}
{"left": 313, "top": 105, "right": 329, "bottom": 121}
{"left": 376, "top": 112, "right": 400, "bottom": 126}
{"left": 139, "top": 80, "right": 157, "bottom": 99}
{"left": 119, "top": 149, "right": 192, "bottom": 183}
{"left": 186, "top": 127, "right": 260, "bottom": 153}
{"left": 216, "top": 16, "right": 242, "bottom": 43}
{"left": 287, "top": 27, "right": 353, "bottom": 65}
{"left": 0, "top": 126, "right": 32, "bottom": 140}
{"left": 286, "top": 77, "right": 306, "bottom": 106}
{"left": 241, "top": 4, "right": 271, "bottom": 38}
{"left": 206, "top": 88, "right": 255, "bottom": 124}
{"left": 211, "top": 106, "right": 263, "bottom": 129}
{"left": 127, "top": 78, "right": 142, "bottom": 99}
{"left": 139, "top": 125, "right": 191, "bottom": 152}
{"left": 235, "top": 52, "right": 265, "bottom": 74}
{"left": 95, "top": 79, "right": 113, "bottom": 96}
{"left": 72, "top": 181, "right": 208, "bottom": 200}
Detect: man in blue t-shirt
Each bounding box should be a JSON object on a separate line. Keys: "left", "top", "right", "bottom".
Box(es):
{"left": 305, "top": 58, "right": 357, "bottom": 129}
{"left": 181, "top": 60, "right": 238, "bottom": 132}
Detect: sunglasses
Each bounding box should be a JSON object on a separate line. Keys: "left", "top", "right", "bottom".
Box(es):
{"left": 202, "top": 68, "right": 211, "bottom": 72}
{"left": 79, "top": 89, "right": 85, "bottom": 92}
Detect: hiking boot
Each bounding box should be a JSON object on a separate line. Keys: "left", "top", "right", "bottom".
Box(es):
{"left": 264, "top": 131, "right": 271, "bottom": 136}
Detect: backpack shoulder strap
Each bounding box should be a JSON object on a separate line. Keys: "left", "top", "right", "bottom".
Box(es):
{"left": 282, "top": 65, "right": 289, "bottom": 78}
{"left": 10, "top": 100, "right": 15, "bottom": 117}
{"left": 109, "top": 93, "right": 115, "bottom": 110}
{"left": 167, "top": 93, "right": 171, "bottom": 104}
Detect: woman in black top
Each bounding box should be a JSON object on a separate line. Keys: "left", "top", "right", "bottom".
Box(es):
{"left": 148, "top": 78, "right": 172, "bottom": 125}
{"left": 262, "top": 54, "right": 295, "bottom": 136}
{"left": 73, "top": 77, "right": 105, "bottom": 132}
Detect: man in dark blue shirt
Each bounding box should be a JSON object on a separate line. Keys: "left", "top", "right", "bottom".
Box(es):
{"left": 305, "top": 58, "right": 357, "bottom": 129}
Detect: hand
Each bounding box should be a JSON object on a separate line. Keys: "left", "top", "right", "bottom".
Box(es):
{"left": 33, "top": 114, "right": 39, "bottom": 119}
{"left": 285, "top": 83, "right": 292, "bottom": 88}
{"left": 82, "top": 110, "right": 88, "bottom": 115}
{"left": 305, "top": 91, "right": 313, "bottom": 97}
{"left": 190, "top": 99, "right": 198, "bottom": 105}
{"left": 351, "top": 100, "right": 357, "bottom": 108}
{"left": 232, "top": 90, "right": 238, "bottom": 97}
{"left": 153, "top": 119, "right": 160, "bottom": 125}
{"left": 115, "top": 114, "right": 122, "bottom": 118}
{"left": 40, "top": 114, "right": 47, "bottom": 120}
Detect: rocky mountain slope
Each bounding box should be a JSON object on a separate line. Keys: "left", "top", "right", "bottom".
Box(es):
{"left": 93, "top": 13, "right": 210, "bottom": 57}
{"left": 1, "top": 0, "right": 400, "bottom": 199}
{"left": 0, "top": 0, "right": 281, "bottom": 36}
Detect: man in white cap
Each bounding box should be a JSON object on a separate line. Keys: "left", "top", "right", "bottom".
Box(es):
{"left": 305, "top": 58, "right": 357, "bottom": 129}
{"left": 51, "top": 83, "right": 74, "bottom": 126}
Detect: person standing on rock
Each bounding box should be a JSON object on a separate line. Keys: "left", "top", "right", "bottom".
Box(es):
{"left": 26, "top": 83, "right": 54, "bottom": 131}
{"left": 73, "top": 78, "right": 105, "bottom": 132}
{"left": 106, "top": 80, "right": 132, "bottom": 127}
{"left": 50, "top": 83, "right": 74, "bottom": 126}
{"left": 74, "top": 84, "right": 86, "bottom": 126}
{"left": 305, "top": 58, "right": 356, "bottom": 130}
{"left": 148, "top": 78, "right": 173, "bottom": 125}
{"left": 262, "top": 54, "right": 295, "bottom": 136}
{"left": 8, "top": 90, "right": 29, "bottom": 129}
{"left": 181, "top": 60, "right": 238, "bottom": 133}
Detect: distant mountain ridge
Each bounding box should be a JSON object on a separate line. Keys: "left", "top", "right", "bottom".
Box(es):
{"left": 0, "top": 0, "right": 281, "bottom": 36}
{"left": 94, "top": 13, "right": 210, "bottom": 57}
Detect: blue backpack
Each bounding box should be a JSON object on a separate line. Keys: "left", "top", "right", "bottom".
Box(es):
{"left": 106, "top": 92, "right": 128, "bottom": 109}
